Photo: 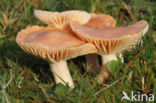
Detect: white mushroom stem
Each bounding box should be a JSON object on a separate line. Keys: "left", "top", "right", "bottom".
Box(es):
{"left": 49, "top": 60, "right": 74, "bottom": 88}
{"left": 96, "top": 53, "right": 123, "bottom": 84}
{"left": 85, "top": 54, "right": 101, "bottom": 74}
{"left": 101, "top": 54, "right": 123, "bottom": 65}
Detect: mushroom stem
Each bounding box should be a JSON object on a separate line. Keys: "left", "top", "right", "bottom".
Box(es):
{"left": 101, "top": 54, "right": 119, "bottom": 65}
{"left": 85, "top": 54, "right": 101, "bottom": 74}
{"left": 96, "top": 53, "right": 123, "bottom": 84}
{"left": 49, "top": 60, "right": 74, "bottom": 88}
{"left": 96, "top": 63, "right": 110, "bottom": 84}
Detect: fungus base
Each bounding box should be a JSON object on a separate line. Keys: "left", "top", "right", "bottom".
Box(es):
{"left": 96, "top": 53, "right": 123, "bottom": 84}
{"left": 85, "top": 54, "right": 101, "bottom": 74}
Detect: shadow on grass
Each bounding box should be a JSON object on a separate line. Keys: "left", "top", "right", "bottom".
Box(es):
{"left": 0, "top": 40, "right": 92, "bottom": 84}
{"left": 0, "top": 40, "right": 54, "bottom": 84}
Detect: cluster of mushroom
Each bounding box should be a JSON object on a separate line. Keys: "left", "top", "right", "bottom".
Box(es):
{"left": 16, "top": 10, "right": 149, "bottom": 88}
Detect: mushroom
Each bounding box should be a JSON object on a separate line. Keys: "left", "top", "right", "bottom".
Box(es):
{"left": 34, "top": 10, "right": 90, "bottom": 30}
{"left": 16, "top": 26, "right": 97, "bottom": 88}
{"left": 84, "top": 13, "right": 119, "bottom": 74}
{"left": 85, "top": 13, "right": 116, "bottom": 28}
{"left": 34, "top": 10, "right": 102, "bottom": 74}
{"left": 70, "top": 20, "right": 149, "bottom": 83}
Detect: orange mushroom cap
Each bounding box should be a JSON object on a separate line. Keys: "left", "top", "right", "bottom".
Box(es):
{"left": 16, "top": 26, "right": 97, "bottom": 62}
{"left": 34, "top": 10, "right": 91, "bottom": 30}
{"left": 70, "top": 20, "right": 149, "bottom": 54}
{"left": 85, "top": 13, "right": 116, "bottom": 29}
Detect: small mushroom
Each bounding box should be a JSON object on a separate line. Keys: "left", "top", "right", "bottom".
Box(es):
{"left": 34, "top": 10, "right": 91, "bottom": 30}
{"left": 70, "top": 20, "right": 149, "bottom": 83}
{"left": 16, "top": 26, "right": 97, "bottom": 88}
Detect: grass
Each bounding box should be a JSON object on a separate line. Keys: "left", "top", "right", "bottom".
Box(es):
{"left": 0, "top": 0, "right": 156, "bottom": 103}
